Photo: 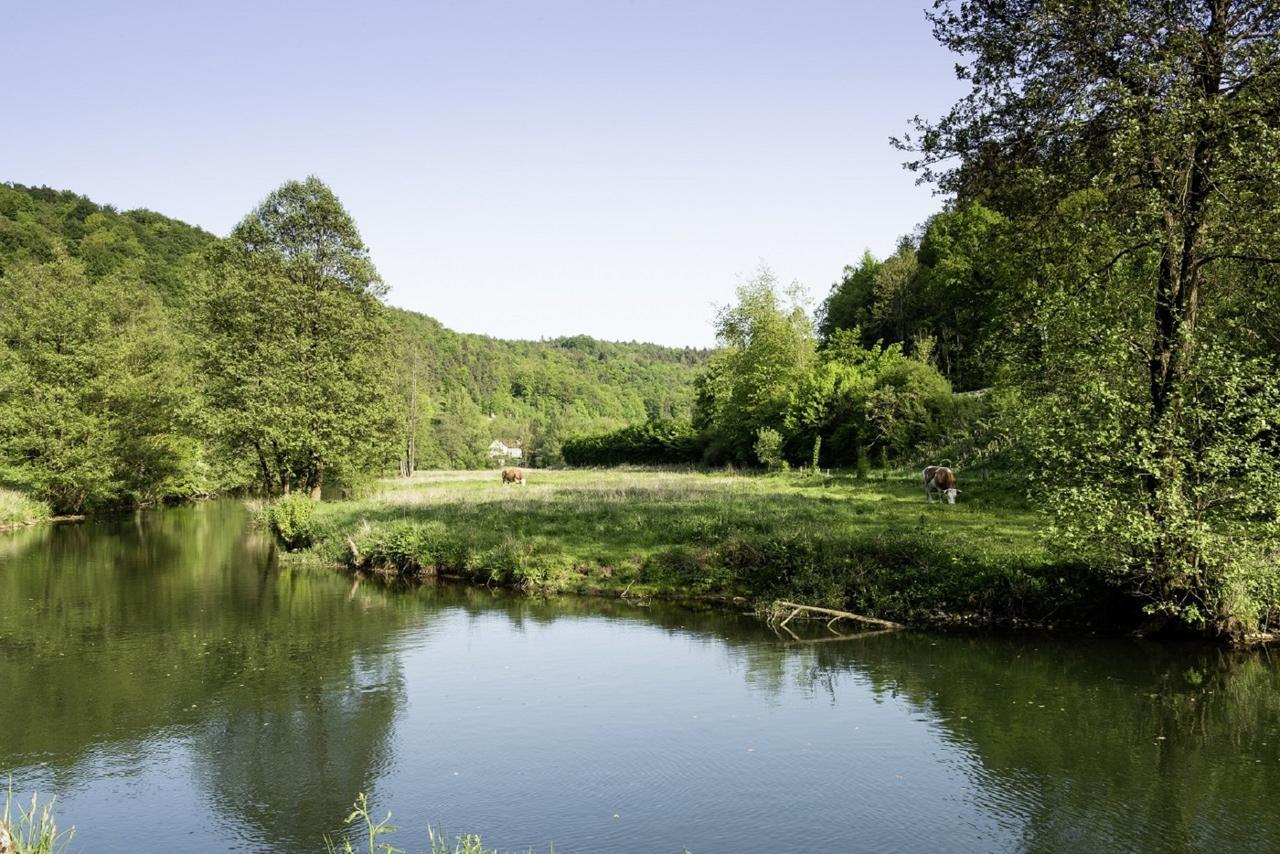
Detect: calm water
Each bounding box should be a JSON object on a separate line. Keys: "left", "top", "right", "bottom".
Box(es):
{"left": 2, "top": 502, "right": 1279, "bottom": 853}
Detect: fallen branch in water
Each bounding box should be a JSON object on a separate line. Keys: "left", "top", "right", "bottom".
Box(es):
{"left": 770, "top": 600, "right": 904, "bottom": 631}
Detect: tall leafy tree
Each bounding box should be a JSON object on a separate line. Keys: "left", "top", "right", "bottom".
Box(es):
{"left": 817, "top": 251, "right": 880, "bottom": 343}
{"left": 695, "top": 268, "right": 818, "bottom": 464}
{"left": 0, "top": 257, "right": 201, "bottom": 512}
{"left": 199, "top": 177, "right": 396, "bottom": 496}
{"left": 900, "top": 0, "right": 1280, "bottom": 634}
{"left": 911, "top": 202, "right": 1010, "bottom": 388}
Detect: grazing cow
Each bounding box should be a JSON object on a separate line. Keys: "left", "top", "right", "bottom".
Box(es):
{"left": 501, "top": 467, "right": 527, "bottom": 486}
{"left": 922, "top": 465, "right": 958, "bottom": 504}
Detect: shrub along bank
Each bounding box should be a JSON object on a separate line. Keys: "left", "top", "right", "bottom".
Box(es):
{"left": 268, "top": 469, "right": 1133, "bottom": 632}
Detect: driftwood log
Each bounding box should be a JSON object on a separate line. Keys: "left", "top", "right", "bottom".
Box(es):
{"left": 768, "top": 600, "right": 904, "bottom": 632}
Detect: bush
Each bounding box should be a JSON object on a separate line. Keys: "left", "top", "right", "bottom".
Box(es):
{"left": 562, "top": 420, "right": 702, "bottom": 466}
{"left": 357, "top": 521, "right": 451, "bottom": 574}
{"left": 269, "top": 494, "right": 317, "bottom": 550}
{"left": 754, "top": 427, "right": 784, "bottom": 471}
{"left": 855, "top": 446, "right": 871, "bottom": 480}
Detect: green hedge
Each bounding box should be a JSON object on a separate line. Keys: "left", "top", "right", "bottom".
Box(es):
{"left": 562, "top": 420, "right": 702, "bottom": 466}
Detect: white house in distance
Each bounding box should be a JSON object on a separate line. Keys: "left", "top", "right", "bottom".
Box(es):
{"left": 488, "top": 439, "right": 523, "bottom": 462}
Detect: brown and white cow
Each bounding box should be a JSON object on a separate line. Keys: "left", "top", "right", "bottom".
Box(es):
{"left": 922, "top": 465, "right": 957, "bottom": 504}
{"left": 501, "top": 467, "right": 527, "bottom": 486}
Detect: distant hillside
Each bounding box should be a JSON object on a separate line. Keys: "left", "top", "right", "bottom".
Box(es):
{"left": 0, "top": 182, "right": 708, "bottom": 470}
{"left": 390, "top": 310, "right": 710, "bottom": 467}
{"left": 0, "top": 183, "right": 216, "bottom": 303}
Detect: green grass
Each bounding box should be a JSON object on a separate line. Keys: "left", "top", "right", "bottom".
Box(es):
{"left": 2, "top": 784, "right": 74, "bottom": 854}
{"left": 293, "top": 468, "right": 1122, "bottom": 629}
{"left": 0, "top": 489, "right": 52, "bottom": 529}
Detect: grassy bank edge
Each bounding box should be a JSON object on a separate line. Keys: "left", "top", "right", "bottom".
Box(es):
{"left": 265, "top": 471, "right": 1143, "bottom": 636}
{"left": 0, "top": 489, "right": 59, "bottom": 532}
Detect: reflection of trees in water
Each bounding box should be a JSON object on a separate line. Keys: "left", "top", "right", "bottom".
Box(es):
{"left": 0, "top": 502, "right": 418, "bottom": 846}
{"left": 8, "top": 511, "right": 1280, "bottom": 851}
{"left": 191, "top": 651, "right": 405, "bottom": 851}
{"left": 791, "top": 633, "right": 1280, "bottom": 852}
{"left": 415, "top": 589, "right": 1280, "bottom": 852}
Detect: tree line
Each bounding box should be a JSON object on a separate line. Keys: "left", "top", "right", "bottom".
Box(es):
{"left": 0, "top": 180, "right": 709, "bottom": 512}
{"left": 566, "top": 1, "right": 1280, "bottom": 637}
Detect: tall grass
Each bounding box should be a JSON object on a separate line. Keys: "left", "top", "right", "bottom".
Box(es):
{"left": 288, "top": 468, "right": 1121, "bottom": 630}
{"left": 0, "top": 489, "right": 52, "bottom": 528}
{"left": 1, "top": 783, "right": 74, "bottom": 854}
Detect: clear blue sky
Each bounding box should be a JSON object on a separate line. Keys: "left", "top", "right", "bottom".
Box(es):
{"left": 2, "top": 1, "right": 962, "bottom": 347}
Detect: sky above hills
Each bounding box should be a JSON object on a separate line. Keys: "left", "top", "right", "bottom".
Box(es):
{"left": 3, "top": 1, "right": 963, "bottom": 347}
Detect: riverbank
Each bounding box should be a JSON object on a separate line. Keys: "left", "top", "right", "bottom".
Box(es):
{"left": 0, "top": 489, "right": 56, "bottom": 531}
{"left": 283, "top": 469, "right": 1132, "bottom": 632}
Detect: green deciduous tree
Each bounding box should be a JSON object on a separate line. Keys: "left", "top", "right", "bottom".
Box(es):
{"left": 0, "top": 256, "right": 202, "bottom": 512}
{"left": 817, "top": 251, "right": 880, "bottom": 343}
{"left": 199, "top": 177, "right": 397, "bottom": 497}
{"left": 695, "top": 268, "right": 817, "bottom": 464}
{"left": 901, "top": 0, "right": 1280, "bottom": 635}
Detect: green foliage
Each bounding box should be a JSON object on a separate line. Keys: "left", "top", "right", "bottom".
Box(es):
{"left": 323, "top": 793, "right": 545, "bottom": 854}
{"left": 269, "top": 494, "right": 318, "bottom": 550}
{"left": 753, "top": 427, "right": 785, "bottom": 472}
{"left": 695, "top": 267, "right": 816, "bottom": 465}
{"left": 354, "top": 521, "right": 452, "bottom": 574}
{"left": 694, "top": 272, "right": 965, "bottom": 470}
{"left": 816, "top": 251, "right": 879, "bottom": 343}
{"left": 325, "top": 793, "right": 402, "bottom": 854}
{"left": 0, "top": 182, "right": 712, "bottom": 512}
{"left": 901, "top": 0, "right": 1280, "bottom": 637}
{"left": 0, "top": 183, "right": 215, "bottom": 303}
{"left": 428, "top": 829, "right": 495, "bottom": 854}
{"left": 387, "top": 312, "right": 711, "bottom": 473}
{"left": 199, "top": 177, "right": 399, "bottom": 496}
{"left": 2, "top": 783, "right": 75, "bottom": 854}
{"left": 562, "top": 420, "right": 701, "bottom": 466}
{"left": 855, "top": 447, "right": 871, "bottom": 481}
{"left": 815, "top": 204, "right": 1011, "bottom": 389}
{"left": 0, "top": 256, "right": 206, "bottom": 513}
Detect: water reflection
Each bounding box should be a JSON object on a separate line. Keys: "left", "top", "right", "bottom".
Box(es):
{"left": 2, "top": 503, "right": 1278, "bottom": 852}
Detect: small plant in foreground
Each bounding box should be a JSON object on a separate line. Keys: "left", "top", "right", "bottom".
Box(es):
{"left": 428, "top": 827, "right": 496, "bottom": 854}
{"left": 855, "top": 446, "right": 871, "bottom": 480}
{"left": 325, "top": 792, "right": 402, "bottom": 854}
{"left": 2, "top": 782, "right": 75, "bottom": 854}
{"left": 326, "top": 794, "right": 546, "bottom": 854}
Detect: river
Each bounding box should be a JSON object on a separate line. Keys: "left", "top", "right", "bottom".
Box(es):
{"left": 2, "top": 500, "right": 1278, "bottom": 852}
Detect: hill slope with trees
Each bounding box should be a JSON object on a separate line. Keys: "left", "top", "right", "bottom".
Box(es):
{"left": 0, "top": 181, "right": 710, "bottom": 512}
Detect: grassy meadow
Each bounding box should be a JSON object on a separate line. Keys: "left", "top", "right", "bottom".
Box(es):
{"left": 289, "top": 468, "right": 1124, "bottom": 630}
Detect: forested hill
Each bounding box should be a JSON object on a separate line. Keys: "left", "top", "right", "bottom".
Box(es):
{"left": 0, "top": 182, "right": 710, "bottom": 500}
{"left": 389, "top": 309, "right": 710, "bottom": 468}
{"left": 0, "top": 182, "right": 216, "bottom": 302}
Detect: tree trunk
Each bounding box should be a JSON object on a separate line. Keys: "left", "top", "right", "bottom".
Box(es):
{"left": 1141, "top": 1, "right": 1225, "bottom": 592}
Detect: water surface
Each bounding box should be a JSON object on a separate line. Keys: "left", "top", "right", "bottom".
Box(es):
{"left": 2, "top": 501, "right": 1278, "bottom": 852}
